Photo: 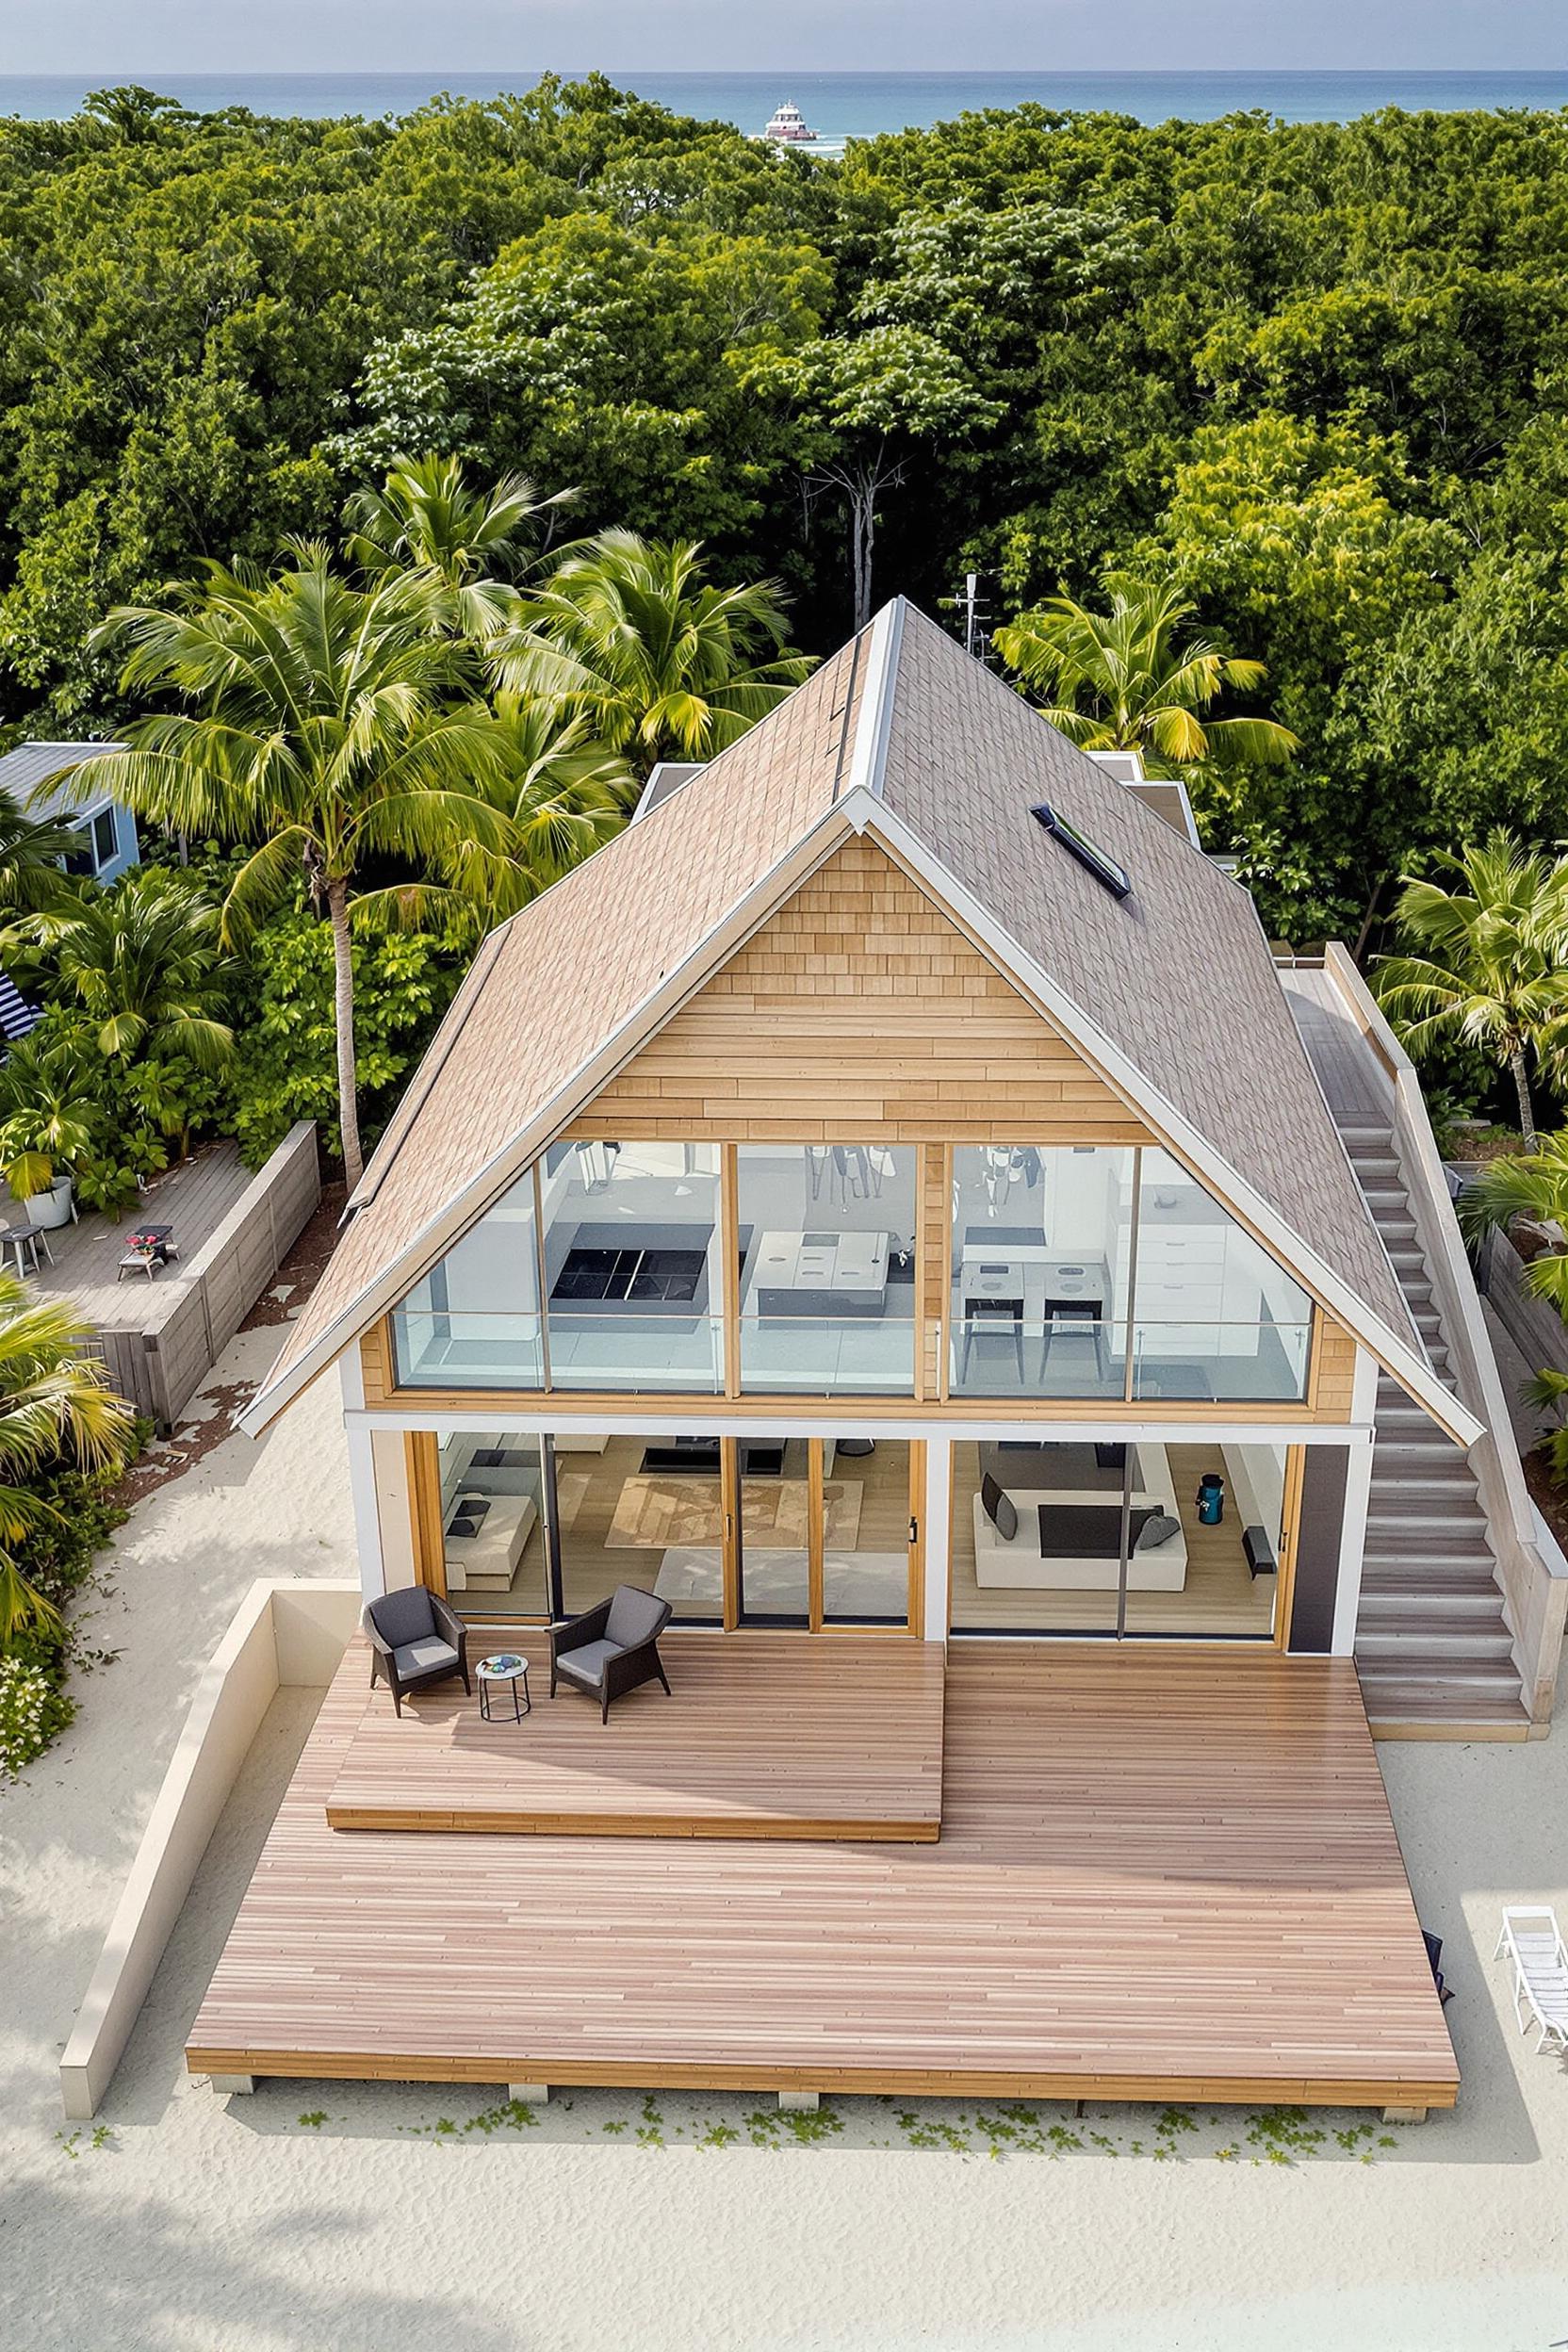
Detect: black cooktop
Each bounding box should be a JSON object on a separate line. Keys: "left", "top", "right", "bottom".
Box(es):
{"left": 552, "top": 1245, "right": 706, "bottom": 1304}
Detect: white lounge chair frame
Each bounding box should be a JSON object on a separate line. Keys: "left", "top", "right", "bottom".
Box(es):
{"left": 1494, "top": 1906, "right": 1568, "bottom": 2053}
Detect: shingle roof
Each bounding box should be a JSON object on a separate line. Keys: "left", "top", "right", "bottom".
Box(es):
{"left": 244, "top": 597, "right": 1451, "bottom": 1435}
{"left": 0, "top": 740, "right": 122, "bottom": 818}
{"left": 878, "top": 605, "right": 1413, "bottom": 1342}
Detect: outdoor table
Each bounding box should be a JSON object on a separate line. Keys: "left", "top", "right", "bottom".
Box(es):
{"left": 477, "top": 1652, "right": 531, "bottom": 1723}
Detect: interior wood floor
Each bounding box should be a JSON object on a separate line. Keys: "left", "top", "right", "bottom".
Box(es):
{"left": 188, "top": 1646, "right": 1458, "bottom": 2109}
{"left": 325, "top": 1631, "right": 943, "bottom": 1839}
{"left": 949, "top": 1442, "right": 1279, "bottom": 1636}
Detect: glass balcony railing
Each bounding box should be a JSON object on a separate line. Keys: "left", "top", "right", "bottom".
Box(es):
{"left": 739, "top": 1314, "right": 917, "bottom": 1396}
{"left": 948, "top": 1318, "right": 1314, "bottom": 1405}
{"left": 391, "top": 1307, "right": 546, "bottom": 1390}
{"left": 390, "top": 1308, "right": 724, "bottom": 1393}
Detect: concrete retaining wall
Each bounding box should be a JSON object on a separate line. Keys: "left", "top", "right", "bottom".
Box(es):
{"left": 58, "top": 1577, "right": 360, "bottom": 2121}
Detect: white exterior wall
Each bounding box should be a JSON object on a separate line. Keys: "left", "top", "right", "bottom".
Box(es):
{"left": 1331, "top": 1347, "right": 1381, "bottom": 1657}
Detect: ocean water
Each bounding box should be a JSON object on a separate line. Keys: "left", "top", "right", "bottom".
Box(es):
{"left": 3, "top": 70, "right": 1568, "bottom": 136}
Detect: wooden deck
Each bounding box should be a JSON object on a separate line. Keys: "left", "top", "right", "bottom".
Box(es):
{"left": 28, "top": 1141, "right": 255, "bottom": 1331}
{"left": 325, "top": 1632, "right": 944, "bottom": 1840}
{"left": 188, "top": 1646, "right": 1459, "bottom": 2111}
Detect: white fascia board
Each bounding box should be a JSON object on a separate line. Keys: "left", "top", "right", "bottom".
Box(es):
{"left": 840, "top": 599, "right": 904, "bottom": 802}
{"left": 342, "top": 1405, "right": 1374, "bottom": 1447}
{"left": 843, "top": 793, "right": 1483, "bottom": 1449}
{"left": 237, "top": 804, "right": 860, "bottom": 1437}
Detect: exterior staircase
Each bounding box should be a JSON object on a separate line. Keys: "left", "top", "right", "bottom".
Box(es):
{"left": 1337, "top": 1123, "right": 1528, "bottom": 1729}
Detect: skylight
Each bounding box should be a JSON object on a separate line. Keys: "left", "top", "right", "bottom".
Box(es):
{"left": 1030, "top": 802, "right": 1133, "bottom": 900}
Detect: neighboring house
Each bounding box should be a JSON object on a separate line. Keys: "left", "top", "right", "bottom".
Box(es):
{"left": 0, "top": 740, "right": 140, "bottom": 883}
{"left": 189, "top": 600, "right": 1566, "bottom": 2121}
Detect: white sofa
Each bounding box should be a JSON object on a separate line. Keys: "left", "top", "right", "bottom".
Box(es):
{"left": 972, "top": 1444, "right": 1188, "bottom": 1590}
{"left": 444, "top": 1492, "right": 538, "bottom": 1594}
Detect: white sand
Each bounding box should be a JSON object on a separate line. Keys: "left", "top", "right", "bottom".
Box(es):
{"left": 4, "top": 1329, "right": 1568, "bottom": 2350}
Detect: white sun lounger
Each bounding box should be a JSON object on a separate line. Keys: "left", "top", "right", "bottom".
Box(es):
{"left": 1494, "top": 1906, "right": 1568, "bottom": 2053}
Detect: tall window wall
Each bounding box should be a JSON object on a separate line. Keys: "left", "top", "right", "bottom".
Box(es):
{"left": 736, "top": 1145, "right": 918, "bottom": 1395}
{"left": 948, "top": 1144, "right": 1314, "bottom": 1405}
{"left": 391, "top": 1134, "right": 1314, "bottom": 1405}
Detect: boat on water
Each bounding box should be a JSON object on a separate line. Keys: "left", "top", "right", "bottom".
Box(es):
{"left": 760, "top": 99, "right": 819, "bottom": 143}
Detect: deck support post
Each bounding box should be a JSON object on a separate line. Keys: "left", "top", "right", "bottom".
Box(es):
{"left": 1381, "top": 2104, "right": 1428, "bottom": 2125}
{"left": 208, "top": 2073, "right": 255, "bottom": 2096}
{"left": 777, "top": 2089, "right": 819, "bottom": 2113}
{"left": 508, "top": 2082, "right": 549, "bottom": 2105}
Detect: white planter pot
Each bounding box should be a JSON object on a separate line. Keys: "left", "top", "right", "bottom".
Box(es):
{"left": 28, "top": 1176, "right": 75, "bottom": 1231}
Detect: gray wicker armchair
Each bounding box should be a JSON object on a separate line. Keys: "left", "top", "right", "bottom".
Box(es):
{"left": 363, "top": 1586, "right": 470, "bottom": 1717}
{"left": 550, "top": 1585, "right": 672, "bottom": 1723}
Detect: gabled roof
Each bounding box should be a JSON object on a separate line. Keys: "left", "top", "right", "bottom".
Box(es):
{"left": 242, "top": 600, "right": 1478, "bottom": 1446}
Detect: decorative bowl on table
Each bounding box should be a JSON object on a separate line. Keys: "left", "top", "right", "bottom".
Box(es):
{"left": 480, "top": 1653, "right": 526, "bottom": 1677}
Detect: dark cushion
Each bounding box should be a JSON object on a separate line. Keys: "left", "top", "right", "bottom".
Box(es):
{"left": 366, "top": 1586, "right": 435, "bottom": 1648}
{"left": 1135, "top": 1511, "right": 1183, "bottom": 1550}
{"left": 556, "top": 1637, "right": 620, "bottom": 1689}
{"left": 981, "top": 1474, "right": 1020, "bottom": 1543}
{"left": 605, "top": 1585, "right": 671, "bottom": 1647}
{"left": 459, "top": 1495, "right": 490, "bottom": 1527}
{"left": 392, "top": 1635, "right": 460, "bottom": 1679}
{"left": 447, "top": 1515, "right": 478, "bottom": 1540}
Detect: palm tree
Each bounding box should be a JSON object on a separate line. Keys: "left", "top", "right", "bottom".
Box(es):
{"left": 24, "top": 871, "right": 235, "bottom": 1073}
{"left": 0, "top": 1272, "right": 134, "bottom": 1642}
{"left": 447, "top": 695, "right": 635, "bottom": 920}
{"left": 0, "top": 784, "right": 90, "bottom": 916}
{"left": 493, "top": 531, "right": 815, "bottom": 782}
{"left": 0, "top": 1033, "right": 103, "bottom": 1205}
{"left": 992, "top": 572, "right": 1299, "bottom": 775}
{"left": 1375, "top": 832, "right": 1568, "bottom": 1150}
{"left": 1460, "top": 1137, "right": 1568, "bottom": 1315}
{"left": 343, "top": 452, "right": 576, "bottom": 644}
{"left": 73, "top": 547, "right": 513, "bottom": 1187}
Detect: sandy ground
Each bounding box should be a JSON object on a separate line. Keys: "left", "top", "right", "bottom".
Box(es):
{"left": 4, "top": 1330, "right": 1568, "bottom": 2350}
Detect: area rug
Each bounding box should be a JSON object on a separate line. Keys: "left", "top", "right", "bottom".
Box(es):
{"left": 607, "top": 1476, "right": 862, "bottom": 1550}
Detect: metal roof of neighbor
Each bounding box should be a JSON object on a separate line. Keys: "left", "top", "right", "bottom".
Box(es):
{"left": 242, "top": 599, "right": 1471, "bottom": 1443}
{"left": 0, "top": 740, "right": 123, "bottom": 818}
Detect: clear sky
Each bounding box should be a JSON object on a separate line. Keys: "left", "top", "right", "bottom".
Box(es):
{"left": 6, "top": 1, "right": 1564, "bottom": 77}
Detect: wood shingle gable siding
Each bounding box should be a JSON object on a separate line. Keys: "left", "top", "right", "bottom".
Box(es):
{"left": 570, "top": 841, "right": 1152, "bottom": 1145}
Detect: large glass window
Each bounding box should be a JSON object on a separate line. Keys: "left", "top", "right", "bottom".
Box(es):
{"left": 949, "top": 1146, "right": 1134, "bottom": 1399}
{"left": 736, "top": 1146, "right": 918, "bottom": 1394}
{"left": 552, "top": 1429, "right": 726, "bottom": 1624}
{"left": 539, "top": 1141, "right": 723, "bottom": 1392}
{"left": 392, "top": 1167, "right": 544, "bottom": 1388}
{"left": 951, "top": 1436, "right": 1286, "bottom": 1641}
{"left": 437, "top": 1430, "right": 549, "bottom": 1618}
{"left": 1130, "top": 1150, "right": 1313, "bottom": 1404}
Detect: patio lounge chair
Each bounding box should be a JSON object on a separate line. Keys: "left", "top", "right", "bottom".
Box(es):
{"left": 363, "top": 1586, "right": 470, "bottom": 1717}
{"left": 1494, "top": 1905, "right": 1568, "bottom": 2052}
{"left": 550, "top": 1585, "right": 673, "bottom": 1723}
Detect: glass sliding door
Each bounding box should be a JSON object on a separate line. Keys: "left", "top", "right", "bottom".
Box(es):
{"left": 551, "top": 1429, "right": 724, "bottom": 1624}
{"left": 735, "top": 1435, "right": 810, "bottom": 1625}
{"left": 949, "top": 1146, "right": 1134, "bottom": 1400}
{"left": 736, "top": 1146, "right": 918, "bottom": 1395}
{"left": 950, "top": 1435, "right": 1289, "bottom": 1642}
{"left": 822, "top": 1438, "right": 916, "bottom": 1625}
{"left": 436, "top": 1429, "right": 550, "bottom": 1619}
{"left": 539, "top": 1141, "right": 725, "bottom": 1392}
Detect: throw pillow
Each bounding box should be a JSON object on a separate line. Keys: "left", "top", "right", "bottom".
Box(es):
{"left": 1135, "top": 1511, "right": 1182, "bottom": 1550}
{"left": 448, "top": 1514, "right": 477, "bottom": 1540}
{"left": 981, "top": 1473, "right": 1019, "bottom": 1542}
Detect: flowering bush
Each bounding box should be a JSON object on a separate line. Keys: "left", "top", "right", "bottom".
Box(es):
{"left": 0, "top": 1654, "right": 73, "bottom": 1779}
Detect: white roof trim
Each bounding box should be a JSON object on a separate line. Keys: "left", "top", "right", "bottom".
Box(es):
{"left": 840, "top": 599, "right": 903, "bottom": 803}
{"left": 848, "top": 795, "right": 1480, "bottom": 1446}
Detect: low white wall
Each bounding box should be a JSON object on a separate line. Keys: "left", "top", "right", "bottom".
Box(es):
{"left": 58, "top": 1576, "right": 360, "bottom": 2121}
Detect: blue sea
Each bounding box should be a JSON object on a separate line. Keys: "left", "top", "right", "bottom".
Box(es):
{"left": 3, "top": 70, "right": 1568, "bottom": 136}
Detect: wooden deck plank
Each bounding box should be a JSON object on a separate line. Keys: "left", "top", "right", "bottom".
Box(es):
{"left": 325, "top": 1633, "right": 945, "bottom": 1840}
{"left": 187, "top": 1646, "right": 1459, "bottom": 2110}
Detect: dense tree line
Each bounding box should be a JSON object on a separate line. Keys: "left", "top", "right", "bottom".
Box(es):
{"left": 5, "top": 75, "right": 1568, "bottom": 941}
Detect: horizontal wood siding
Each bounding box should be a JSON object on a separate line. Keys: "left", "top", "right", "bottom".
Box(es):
{"left": 1310, "top": 1317, "right": 1359, "bottom": 1421}
{"left": 567, "top": 841, "right": 1152, "bottom": 1147}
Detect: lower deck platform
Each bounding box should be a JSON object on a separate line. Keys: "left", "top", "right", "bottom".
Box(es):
{"left": 325, "top": 1631, "right": 944, "bottom": 1840}
{"left": 188, "top": 1645, "right": 1459, "bottom": 2112}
